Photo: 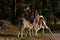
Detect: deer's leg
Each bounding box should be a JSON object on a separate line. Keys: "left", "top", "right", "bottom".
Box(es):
{"left": 29, "top": 28, "right": 32, "bottom": 37}
{"left": 31, "top": 28, "right": 34, "bottom": 36}
{"left": 21, "top": 28, "right": 24, "bottom": 37}
{"left": 35, "top": 30, "right": 38, "bottom": 36}
{"left": 46, "top": 27, "right": 54, "bottom": 38}
{"left": 42, "top": 27, "right": 44, "bottom": 35}
{"left": 18, "top": 31, "right": 20, "bottom": 38}
{"left": 39, "top": 26, "right": 44, "bottom": 35}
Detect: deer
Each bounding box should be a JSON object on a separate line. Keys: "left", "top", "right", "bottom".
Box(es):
{"left": 18, "top": 4, "right": 54, "bottom": 38}
{"left": 18, "top": 4, "right": 39, "bottom": 37}
{"left": 33, "top": 14, "right": 54, "bottom": 38}
{"left": 18, "top": 18, "right": 33, "bottom": 37}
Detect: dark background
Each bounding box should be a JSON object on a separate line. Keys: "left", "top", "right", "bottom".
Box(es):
{"left": 0, "top": 0, "right": 60, "bottom": 31}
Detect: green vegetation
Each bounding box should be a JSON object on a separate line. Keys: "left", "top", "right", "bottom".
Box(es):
{"left": 0, "top": 0, "right": 60, "bottom": 24}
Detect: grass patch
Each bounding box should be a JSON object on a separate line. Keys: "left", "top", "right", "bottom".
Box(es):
{"left": 0, "top": 33, "right": 53, "bottom": 40}
{"left": 0, "top": 20, "right": 53, "bottom": 40}
{"left": 0, "top": 34, "right": 53, "bottom": 40}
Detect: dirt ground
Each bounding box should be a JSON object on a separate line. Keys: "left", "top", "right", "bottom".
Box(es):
{"left": 46, "top": 33, "right": 60, "bottom": 40}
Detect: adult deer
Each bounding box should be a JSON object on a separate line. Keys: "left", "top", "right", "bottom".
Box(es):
{"left": 33, "top": 15, "right": 54, "bottom": 37}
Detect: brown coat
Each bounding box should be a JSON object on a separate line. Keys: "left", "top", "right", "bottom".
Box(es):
{"left": 26, "top": 9, "right": 39, "bottom": 23}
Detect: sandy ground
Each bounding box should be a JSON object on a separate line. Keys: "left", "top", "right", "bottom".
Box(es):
{"left": 45, "top": 33, "right": 60, "bottom": 40}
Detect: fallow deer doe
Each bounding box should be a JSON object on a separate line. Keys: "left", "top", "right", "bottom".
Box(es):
{"left": 33, "top": 15, "right": 54, "bottom": 37}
